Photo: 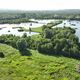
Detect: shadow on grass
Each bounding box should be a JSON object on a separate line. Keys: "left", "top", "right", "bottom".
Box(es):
{"left": 19, "top": 49, "right": 32, "bottom": 56}
{"left": 38, "top": 50, "right": 80, "bottom": 60}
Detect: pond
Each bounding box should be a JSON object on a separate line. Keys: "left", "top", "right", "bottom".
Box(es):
{"left": 0, "top": 19, "right": 57, "bottom": 36}
{"left": 0, "top": 27, "right": 39, "bottom": 36}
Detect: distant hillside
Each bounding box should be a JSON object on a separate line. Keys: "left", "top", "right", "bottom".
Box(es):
{"left": 0, "top": 9, "right": 80, "bottom": 14}
{"left": 0, "top": 9, "right": 80, "bottom": 21}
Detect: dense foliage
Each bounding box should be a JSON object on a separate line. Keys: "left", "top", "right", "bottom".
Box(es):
{"left": 16, "top": 38, "right": 27, "bottom": 52}
{"left": 0, "top": 10, "right": 80, "bottom": 24}
{"left": 0, "top": 10, "right": 80, "bottom": 22}
{"left": 0, "top": 26, "right": 80, "bottom": 59}
{"left": 0, "top": 10, "right": 80, "bottom": 80}
{"left": 0, "top": 34, "right": 20, "bottom": 48}
{"left": 35, "top": 27, "right": 80, "bottom": 59}
{"left": 0, "top": 34, "right": 33, "bottom": 50}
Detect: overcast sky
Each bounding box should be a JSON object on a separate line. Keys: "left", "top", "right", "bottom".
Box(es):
{"left": 0, "top": 0, "right": 80, "bottom": 10}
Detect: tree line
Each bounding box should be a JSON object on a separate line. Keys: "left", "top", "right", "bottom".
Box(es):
{"left": 0, "top": 10, "right": 80, "bottom": 24}
{"left": 0, "top": 25, "right": 80, "bottom": 59}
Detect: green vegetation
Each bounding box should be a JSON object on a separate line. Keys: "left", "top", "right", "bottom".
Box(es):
{"left": 0, "top": 27, "right": 80, "bottom": 79}
{"left": 30, "top": 27, "right": 42, "bottom": 33}
{"left": 27, "top": 26, "right": 80, "bottom": 59}
{"left": 26, "top": 20, "right": 63, "bottom": 33}
{"left": 0, "top": 44, "right": 20, "bottom": 57}
{"left": 0, "top": 34, "right": 20, "bottom": 48}
{"left": 0, "top": 44, "right": 80, "bottom": 80}
{"left": 37, "top": 27, "right": 80, "bottom": 59}
{"left": 0, "top": 11, "right": 80, "bottom": 79}
{"left": 0, "top": 26, "right": 80, "bottom": 59}
{"left": 16, "top": 38, "right": 27, "bottom": 52}
{"left": 0, "top": 18, "right": 30, "bottom": 24}
{"left": 0, "top": 9, "right": 80, "bottom": 24}
{"left": 0, "top": 12, "right": 37, "bottom": 24}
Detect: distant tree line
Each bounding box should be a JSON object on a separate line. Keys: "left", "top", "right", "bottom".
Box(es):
{"left": 0, "top": 10, "right": 80, "bottom": 24}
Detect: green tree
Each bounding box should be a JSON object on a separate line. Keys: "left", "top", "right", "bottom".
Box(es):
{"left": 16, "top": 38, "right": 27, "bottom": 52}
{"left": 43, "top": 28, "right": 53, "bottom": 39}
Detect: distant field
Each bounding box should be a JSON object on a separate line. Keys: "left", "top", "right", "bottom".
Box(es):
{"left": 30, "top": 27, "right": 42, "bottom": 33}
{"left": 0, "top": 44, "right": 80, "bottom": 80}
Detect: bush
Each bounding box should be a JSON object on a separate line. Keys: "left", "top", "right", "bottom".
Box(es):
{"left": 0, "top": 34, "right": 20, "bottom": 48}
{"left": 37, "top": 42, "right": 53, "bottom": 54}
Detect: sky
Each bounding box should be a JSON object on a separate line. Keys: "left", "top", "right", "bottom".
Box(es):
{"left": 0, "top": 0, "right": 80, "bottom": 10}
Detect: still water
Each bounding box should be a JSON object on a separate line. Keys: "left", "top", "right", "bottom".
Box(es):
{"left": 0, "top": 19, "right": 56, "bottom": 36}
{"left": 0, "top": 19, "right": 80, "bottom": 41}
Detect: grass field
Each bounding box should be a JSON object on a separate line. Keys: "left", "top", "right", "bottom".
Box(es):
{"left": 26, "top": 27, "right": 42, "bottom": 33}
{"left": 31, "top": 27, "right": 42, "bottom": 33}
{"left": 0, "top": 44, "right": 80, "bottom": 80}
{"left": 21, "top": 27, "right": 42, "bottom": 33}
